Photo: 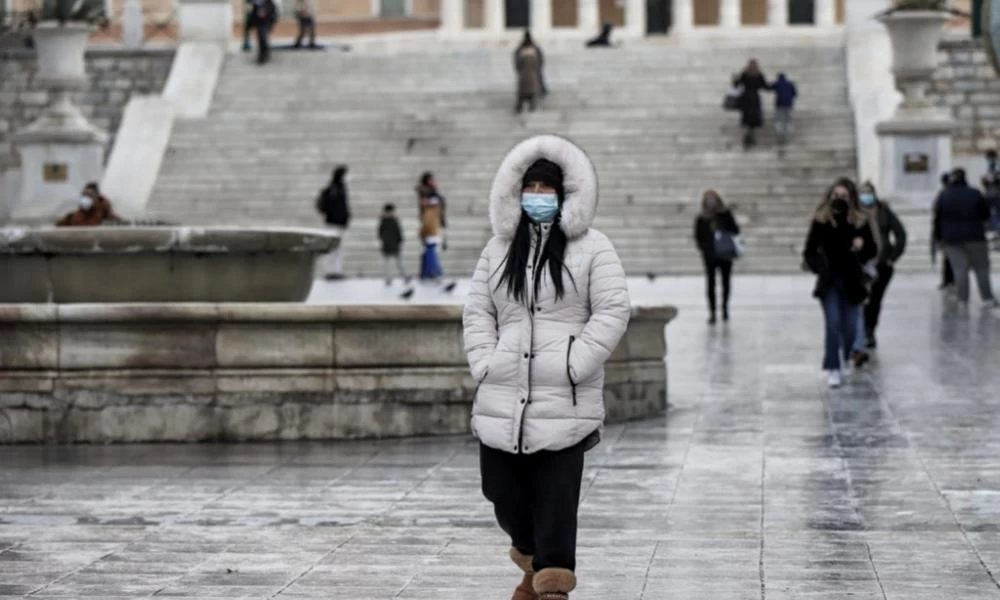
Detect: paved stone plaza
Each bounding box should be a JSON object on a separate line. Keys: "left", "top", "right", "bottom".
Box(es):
{"left": 2, "top": 274, "right": 1000, "bottom": 599}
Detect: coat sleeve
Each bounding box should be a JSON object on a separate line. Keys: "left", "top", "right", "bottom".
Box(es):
{"left": 463, "top": 244, "right": 499, "bottom": 382}
{"left": 724, "top": 210, "right": 741, "bottom": 235}
{"left": 887, "top": 207, "right": 907, "bottom": 263}
{"left": 569, "top": 235, "right": 631, "bottom": 384}
{"left": 857, "top": 220, "right": 878, "bottom": 263}
{"left": 803, "top": 221, "right": 822, "bottom": 273}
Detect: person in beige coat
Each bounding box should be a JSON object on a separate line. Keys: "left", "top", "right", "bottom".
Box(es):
{"left": 463, "top": 135, "right": 631, "bottom": 600}
{"left": 515, "top": 35, "right": 543, "bottom": 114}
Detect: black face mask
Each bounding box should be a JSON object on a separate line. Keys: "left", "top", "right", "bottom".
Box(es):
{"left": 831, "top": 198, "right": 848, "bottom": 216}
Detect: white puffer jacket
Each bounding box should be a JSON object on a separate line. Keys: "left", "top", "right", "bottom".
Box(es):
{"left": 462, "top": 135, "right": 631, "bottom": 455}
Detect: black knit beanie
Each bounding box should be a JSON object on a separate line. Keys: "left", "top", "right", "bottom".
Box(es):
{"left": 522, "top": 159, "right": 564, "bottom": 194}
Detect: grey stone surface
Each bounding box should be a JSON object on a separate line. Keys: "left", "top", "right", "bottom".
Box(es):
{"left": 0, "top": 48, "right": 175, "bottom": 171}
{"left": 929, "top": 37, "right": 1000, "bottom": 155}
{"left": 1, "top": 274, "right": 999, "bottom": 598}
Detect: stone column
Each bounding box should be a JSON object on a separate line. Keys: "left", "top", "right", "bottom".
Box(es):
{"left": 439, "top": 0, "right": 464, "bottom": 33}
{"left": 578, "top": 0, "right": 600, "bottom": 34}
{"left": 485, "top": 0, "right": 505, "bottom": 32}
{"left": 815, "top": 0, "right": 835, "bottom": 26}
{"left": 177, "top": 0, "right": 234, "bottom": 44}
{"left": 720, "top": 0, "right": 741, "bottom": 27}
{"left": 672, "top": 0, "right": 694, "bottom": 31}
{"left": 767, "top": 0, "right": 786, "bottom": 26}
{"left": 531, "top": 0, "right": 552, "bottom": 33}
{"left": 625, "top": 0, "right": 646, "bottom": 35}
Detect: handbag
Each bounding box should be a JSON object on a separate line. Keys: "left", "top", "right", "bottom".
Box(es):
{"left": 723, "top": 85, "right": 743, "bottom": 111}
{"left": 713, "top": 230, "right": 743, "bottom": 261}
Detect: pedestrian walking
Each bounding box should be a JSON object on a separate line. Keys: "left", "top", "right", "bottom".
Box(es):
{"left": 316, "top": 165, "right": 350, "bottom": 280}
{"left": 803, "top": 178, "right": 877, "bottom": 388}
{"left": 293, "top": 0, "right": 317, "bottom": 49}
{"left": 248, "top": 0, "right": 278, "bottom": 64}
{"left": 772, "top": 72, "right": 797, "bottom": 145}
{"left": 933, "top": 172, "right": 955, "bottom": 291}
{"left": 378, "top": 203, "right": 409, "bottom": 286}
{"left": 418, "top": 183, "right": 445, "bottom": 281}
{"left": 934, "top": 167, "right": 998, "bottom": 308}
{"left": 857, "top": 181, "right": 906, "bottom": 349}
{"left": 734, "top": 59, "right": 770, "bottom": 148}
{"left": 463, "top": 134, "right": 630, "bottom": 600}
{"left": 694, "top": 190, "right": 741, "bottom": 324}
{"left": 514, "top": 36, "right": 543, "bottom": 114}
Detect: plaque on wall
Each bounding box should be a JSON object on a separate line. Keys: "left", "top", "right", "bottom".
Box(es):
{"left": 43, "top": 163, "right": 68, "bottom": 182}
{"left": 903, "top": 153, "right": 929, "bottom": 174}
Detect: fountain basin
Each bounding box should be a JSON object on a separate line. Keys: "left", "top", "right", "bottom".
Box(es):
{"left": 0, "top": 227, "right": 338, "bottom": 303}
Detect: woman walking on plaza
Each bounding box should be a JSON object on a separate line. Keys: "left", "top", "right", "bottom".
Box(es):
{"left": 803, "top": 178, "right": 876, "bottom": 388}
{"left": 858, "top": 181, "right": 906, "bottom": 349}
{"left": 463, "top": 135, "right": 631, "bottom": 600}
{"left": 694, "top": 190, "right": 741, "bottom": 324}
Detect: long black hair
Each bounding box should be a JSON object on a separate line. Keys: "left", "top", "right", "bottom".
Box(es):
{"left": 496, "top": 209, "right": 573, "bottom": 304}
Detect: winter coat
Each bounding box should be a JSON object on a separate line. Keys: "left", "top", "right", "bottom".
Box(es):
{"left": 694, "top": 210, "right": 741, "bottom": 262}
{"left": 773, "top": 76, "right": 797, "bottom": 109}
{"left": 56, "top": 197, "right": 121, "bottom": 227}
{"left": 872, "top": 202, "right": 907, "bottom": 265}
{"left": 736, "top": 71, "right": 769, "bottom": 128}
{"left": 317, "top": 181, "right": 350, "bottom": 227}
{"left": 803, "top": 215, "right": 878, "bottom": 305}
{"left": 515, "top": 46, "right": 542, "bottom": 100}
{"left": 379, "top": 215, "right": 403, "bottom": 255}
{"left": 463, "top": 135, "right": 631, "bottom": 455}
{"left": 417, "top": 184, "right": 447, "bottom": 228}
{"left": 934, "top": 183, "right": 991, "bottom": 244}
{"left": 419, "top": 197, "right": 443, "bottom": 242}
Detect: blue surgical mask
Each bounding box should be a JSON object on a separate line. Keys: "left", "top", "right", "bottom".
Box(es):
{"left": 521, "top": 192, "right": 560, "bottom": 223}
{"left": 859, "top": 192, "right": 876, "bottom": 207}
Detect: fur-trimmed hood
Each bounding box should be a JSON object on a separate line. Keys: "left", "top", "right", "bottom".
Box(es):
{"left": 488, "top": 135, "right": 599, "bottom": 240}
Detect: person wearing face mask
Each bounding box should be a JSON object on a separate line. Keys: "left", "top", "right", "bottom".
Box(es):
{"left": 856, "top": 181, "right": 906, "bottom": 350}
{"left": 803, "top": 178, "right": 877, "bottom": 388}
{"left": 694, "top": 190, "right": 741, "bottom": 324}
{"left": 56, "top": 183, "right": 123, "bottom": 227}
{"left": 934, "top": 167, "right": 998, "bottom": 308}
{"left": 463, "top": 135, "right": 630, "bottom": 600}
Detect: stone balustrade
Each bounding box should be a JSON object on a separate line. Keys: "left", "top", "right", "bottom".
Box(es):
{"left": 0, "top": 303, "right": 675, "bottom": 443}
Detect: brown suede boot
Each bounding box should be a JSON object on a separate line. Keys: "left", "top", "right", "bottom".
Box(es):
{"left": 534, "top": 567, "right": 576, "bottom": 600}
{"left": 510, "top": 548, "right": 539, "bottom": 600}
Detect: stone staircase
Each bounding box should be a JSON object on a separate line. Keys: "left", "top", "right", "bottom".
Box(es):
{"left": 149, "top": 42, "right": 860, "bottom": 277}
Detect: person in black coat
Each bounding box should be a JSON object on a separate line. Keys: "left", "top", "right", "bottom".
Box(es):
{"left": 858, "top": 181, "right": 907, "bottom": 348}
{"left": 734, "top": 59, "right": 770, "bottom": 148}
{"left": 316, "top": 165, "right": 350, "bottom": 280}
{"left": 803, "top": 178, "right": 877, "bottom": 388}
{"left": 934, "top": 168, "right": 998, "bottom": 307}
{"left": 378, "top": 203, "right": 409, "bottom": 286}
{"left": 932, "top": 172, "right": 955, "bottom": 290}
{"left": 694, "top": 190, "right": 741, "bottom": 324}
{"left": 248, "top": 0, "right": 278, "bottom": 64}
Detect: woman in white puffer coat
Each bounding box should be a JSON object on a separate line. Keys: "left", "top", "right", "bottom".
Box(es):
{"left": 463, "top": 135, "right": 631, "bottom": 600}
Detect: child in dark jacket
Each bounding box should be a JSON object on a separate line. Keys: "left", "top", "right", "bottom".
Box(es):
{"left": 378, "top": 204, "right": 409, "bottom": 286}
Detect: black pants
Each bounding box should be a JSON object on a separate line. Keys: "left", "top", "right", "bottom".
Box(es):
{"left": 942, "top": 256, "right": 954, "bottom": 286}
{"left": 864, "top": 263, "right": 894, "bottom": 337}
{"left": 256, "top": 24, "right": 271, "bottom": 64}
{"left": 704, "top": 258, "right": 733, "bottom": 315}
{"left": 295, "top": 16, "right": 316, "bottom": 47}
{"left": 480, "top": 441, "right": 585, "bottom": 573}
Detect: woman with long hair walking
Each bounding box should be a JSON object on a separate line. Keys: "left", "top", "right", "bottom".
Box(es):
{"left": 694, "top": 189, "right": 741, "bottom": 324}
{"left": 463, "top": 135, "right": 631, "bottom": 600}
{"left": 803, "top": 178, "right": 877, "bottom": 388}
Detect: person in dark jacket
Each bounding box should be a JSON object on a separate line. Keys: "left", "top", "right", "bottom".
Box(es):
{"left": 933, "top": 172, "right": 955, "bottom": 290}
{"left": 514, "top": 37, "right": 543, "bottom": 114}
{"left": 934, "top": 168, "right": 998, "bottom": 307}
{"left": 803, "top": 178, "right": 877, "bottom": 388}
{"left": 735, "top": 59, "right": 771, "bottom": 148}
{"left": 772, "top": 73, "right": 797, "bottom": 145}
{"left": 694, "top": 190, "right": 741, "bottom": 324}
{"left": 378, "top": 203, "right": 409, "bottom": 286}
{"left": 316, "top": 165, "right": 350, "bottom": 280}
{"left": 515, "top": 31, "right": 548, "bottom": 98}
{"left": 248, "top": 0, "right": 278, "bottom": 64}
{"left": 858, "top": 181, "right": 906, "bottom": 348}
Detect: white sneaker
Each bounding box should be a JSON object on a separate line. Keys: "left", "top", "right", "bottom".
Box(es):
{"left": 827, "top": 371, "right": 843, "bottom": 388}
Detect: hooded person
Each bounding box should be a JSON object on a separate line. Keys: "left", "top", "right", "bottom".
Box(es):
{"left": 463, "top": 135, "right": 631, "bottom": 600}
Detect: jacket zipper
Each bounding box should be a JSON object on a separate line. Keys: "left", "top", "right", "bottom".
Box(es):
{"left": 566, "top": 335, "right": 577, "bottom": 406}
{"left": 519, "top": 225, "right": 545, "bottom": 453}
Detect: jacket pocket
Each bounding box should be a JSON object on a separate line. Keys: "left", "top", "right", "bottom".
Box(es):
{"left": 566, "top": 336, "right": 577, "bottom": 406}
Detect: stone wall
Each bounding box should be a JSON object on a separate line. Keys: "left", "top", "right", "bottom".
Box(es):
{"left": 928, "top": 37, "right": 1000, "bottom": 155}
{"left": 0, "top": 48, "right": 175, "bottom": 168}
{"left": 0, "top": 303, "right": 675, "bottom": 443}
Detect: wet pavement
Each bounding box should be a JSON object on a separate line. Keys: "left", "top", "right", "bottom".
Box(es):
{"left": 3, "top": 274, "right": 1000, "bottom": 599}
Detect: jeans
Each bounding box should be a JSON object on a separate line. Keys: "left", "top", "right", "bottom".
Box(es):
{"left": 420, "top": 242, "right": 443, "bottom": 279}
{"left": 822, "top": 286, "right": 861, "bottom": 371}
{"left": 480, "top": 441, "right": 585, "bottom": 573}
{"left": 864, "top": 263, "right": 894, "bottom": 337}
{"left": 774, "top": 107, "right": 793, "bottom": 143}
{"left": 704, "top": 258, "right": 733, "bottom": 315}
{"left": 944, "top": 242, "right": 996, "bottom": 303}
